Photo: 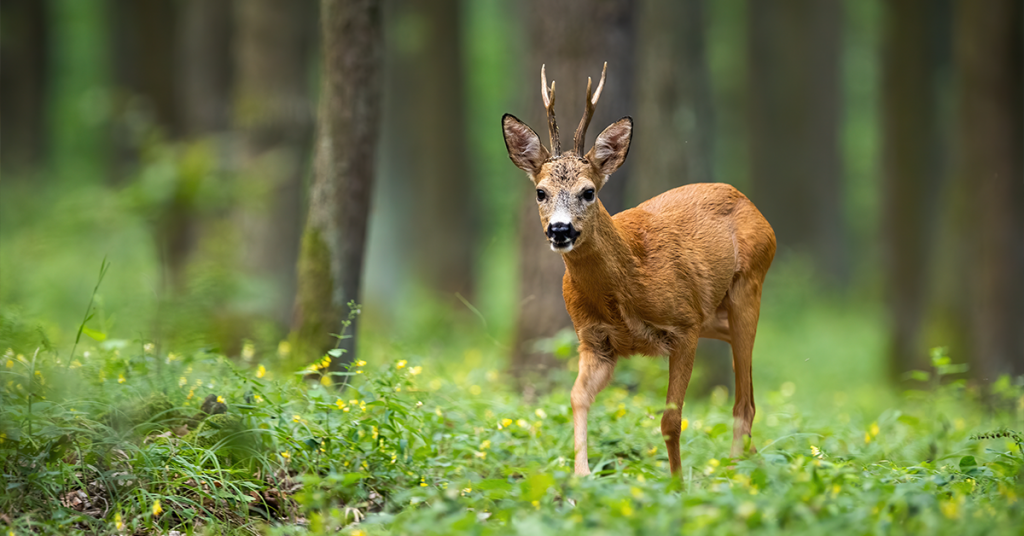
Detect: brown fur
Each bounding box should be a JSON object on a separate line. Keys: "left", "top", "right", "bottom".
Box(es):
{"left": 502, "top": 74, "right": 776, "bottom": 476}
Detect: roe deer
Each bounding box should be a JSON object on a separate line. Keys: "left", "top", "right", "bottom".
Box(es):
{"left": 501, "top": 63, "right": 776, "bottom": 476}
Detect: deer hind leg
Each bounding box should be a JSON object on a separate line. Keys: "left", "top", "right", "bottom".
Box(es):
{"left": 726, "top": 275, "right": 763, "bottom": 457}
{"left": 663, "top": 329, "right": 699, "bottom": 475}
{"left": 571, "top": 350, "right": 616, "bottom": 476}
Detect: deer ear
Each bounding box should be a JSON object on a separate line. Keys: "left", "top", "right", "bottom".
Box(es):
{"left": 502, "top": 114, "right": 549, "bottom": 178}
{"left": 587, "top": 117, "right": 632, "bottom": 177}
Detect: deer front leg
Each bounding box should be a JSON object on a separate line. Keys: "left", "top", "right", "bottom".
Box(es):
{"left": 571, "top": 350, "right": 615, "bottom": 476}
{"left": 663, "top": 330, "right": 698, "bottom": 475}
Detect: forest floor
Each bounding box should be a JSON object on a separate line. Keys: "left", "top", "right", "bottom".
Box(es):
{"left": 1, "top": 294, "right": 1023, "bottom": 535}
{"left": 1, "top": 182, "right": 1023, "bottom": 535}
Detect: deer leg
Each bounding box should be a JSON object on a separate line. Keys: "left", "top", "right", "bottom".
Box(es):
{"left": 663, "top": 329, "right": 698, "bottom": 475}
{"left": 571, "top": 350, "right": 615, "bottom": 476}
{"left": 726, "top": 276, "right": 763, "bottom": 457}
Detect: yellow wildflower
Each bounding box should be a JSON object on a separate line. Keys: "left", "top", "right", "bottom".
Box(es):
{"left": 474, "top": 451, "right": 487, "bottom": 459}
{"left": 462, "top": 487, "right": 472, "bottom": 496}
{"left": 479, "top": 439, "right": 491, "bottom": 450}
{"left": 420, "top": 479, "right": 428, "bottom": 487}
{"left": 5, "top": 360, "right": 12, "bottom": 369}
{"left": 517, "top": 418, "right": 529, "bottom": 429}
{"left": 352, "top": 530, "right": 367, "bottom": 536}
{"left": 178, "top": 376, "right": 187, "bottom": 387}
{"left": 864, "top": 431, "right": 872, "bottom": 444}
{"left": 187, "top": 389, "right": 195, "bottom": 400}
{"left": 241, "top": 342, "right": 255, "bottom": 361}
{"left": 621, "top": 504, "right": 633, "bottom": 516}
{"left": 870, "top": 422, "right": 880, "bottom": 437}
{"left": 336, "top": 398, "right": 346, "bottom": 410}
{"left": 501, "top": 418, "right": 513, "bottom": 428}
{"left": 254, "top": 394, "right": 263, "bottom": 403}
{"left": 811, "top": 445, "right": 823, "bottom": 458}
{"left": 292, "top": 414, "right": 302, "bottom": 423}
{"left": 535, "top": 408, "right": 548, "bottom": 419}
{"left": 117, "top": 374, "right": 126, "bottom": 384}
{"left": 321, "top": 375, "right": 333, "bottom": 387}
{"left": 281, "top": 451, "right": 291, "bottom": 460}
{"left": 115, "top": 511, "right": 124, "bottom": 530}
{"left": 409, "top": 365, "right": 422, "bottom": 376}
{"left": 216, "top": 395, "right": 225, "bottom": 404}
{"left": 532, "top": 500, "right": 541, "bottom": 509}
{"left": 356, "top": 360, "right": 367, "bottom": 367}
{"left": 256, "top": 365, "right": 266, "bottom": 378}
{"left": 395, "top": 385, "right": 401, "bottom": 392}
{"left": 277, "top": 340, "right": 291, "bottom": 357}
{"left": 680, "top": 418, "right": 689, "bottom": 431}
{"left": 396, "top": 359, "right": 407, "bottom": 369}
{"left": 151, "top": 499, "right": 163, "bottom": 517}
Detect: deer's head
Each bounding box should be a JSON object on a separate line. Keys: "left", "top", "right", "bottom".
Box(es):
{"left": 502, "top": 63, "right": 632, "bottom": 253}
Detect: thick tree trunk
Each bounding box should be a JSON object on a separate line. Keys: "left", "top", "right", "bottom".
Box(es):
{"left": 747, "top": 0, "right": 848, "bottom": 286}
{"left": 0, "top": 0, "right": 49, "bottom": 175}
{"left": 511, "top": 0, "right": 636, "bottom": 387}
{"left": 292, "top": 0, "right": 382, "bottom": 369}
{"left": 234, "top": 0, "right": 315, "bottom": 330}
{"left": 954, "top": 0, "right": 1024, "bottom": 381}
{"left": 881, "top": 0, "right": 948, "bottom": 381}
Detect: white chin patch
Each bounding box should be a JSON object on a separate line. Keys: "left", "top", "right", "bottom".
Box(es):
{"left": 551, "top": 242, "right": 574, "bottom": 253}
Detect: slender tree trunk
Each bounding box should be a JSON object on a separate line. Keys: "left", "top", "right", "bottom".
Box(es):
{"left": 511, "top": 0, "right": 636, "bottom": 388}
{"left": 397, "top": 0, "right": 477, "bottom": 301}
{"left": 631, "top": 0, "right": 730, "bottom": 395}
{"left": 292, "top": 0, "right": 383, "bottom": 369}
{"left": 881, "top": 0, "right": 948, "bottom": 381}
{"left": 234, "top": 0, "right": 315, "bottom": 330}
{"left": 179, "top": 0, "right": 232, "bottom": 137}
{"left": 0, "top": 0, "right": 49, "bottom": 176}
{"left": 954, "top": 0, "right": 1024, "bottom": 381}
{"left": 747, "top": 0, "right": 848, "bottom": 286}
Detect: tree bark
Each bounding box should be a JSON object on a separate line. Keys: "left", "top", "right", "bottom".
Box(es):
{"left": 234, "top": 0, "right": 315, "bottom": 330}
{"left": 630, "top": 0, "right": 714, "bottom": 203}
{"left": 953, "top": 0, "right": 1024, "bottom": 381}
{"left": 881, "top": 0, "right": 948, "bottom": 381}
{"left": 747, "top": 0, "right": 848, "bottom": 286}
{"left": 0, "top": 0, "right": 49, "bottom": 175}
{"left": 292, "top": 0, "right": 383, "bottom": 369}
{"left": 178, "top": 0, "right": 232, "bottom": 136}
{"left": 394, "top": 0, "right": 477, "bottom": 301}
{"left": 511, "top": 0, "right": 636, "bottom": 387}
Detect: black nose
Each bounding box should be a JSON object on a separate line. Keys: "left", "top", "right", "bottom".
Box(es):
{"left": 546, "top": 222, "right": 579, "bottom": 243}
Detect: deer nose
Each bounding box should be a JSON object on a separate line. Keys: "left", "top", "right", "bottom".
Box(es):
{"left": 546, "top": 222, "right": 579, "bottom": 243}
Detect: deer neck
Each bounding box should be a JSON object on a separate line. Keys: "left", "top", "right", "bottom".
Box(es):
{"left": 562, "top": 202, "right": 635, "bottom": 303}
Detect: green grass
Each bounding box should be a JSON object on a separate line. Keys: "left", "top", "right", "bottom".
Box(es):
{"left": 1, "top": 181, "right": 1022, "bottom": 535}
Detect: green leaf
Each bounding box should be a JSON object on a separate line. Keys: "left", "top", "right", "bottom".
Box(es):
{"left": 81, "top": 326, "right": 106, "bottom": 341}
{"left": 521, "top": 472, "right": 555, "bottom": 502}
{"left": 958, "top": 456, "right": 976, "bottom": 470}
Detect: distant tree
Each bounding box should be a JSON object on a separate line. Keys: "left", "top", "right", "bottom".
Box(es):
{"left": 0, "top": 0, "right": 49, "bottom": 175}
{"left": 178, "top": 0, "right": 232, "bottom": 136}
{"left": 747, "top": 0, "right": 848, "bottom": 286}
{"left": 952, "top": 0, "right": 1024, "bottom": 381}
{"left": 292, "top": 0, "right": 383, "bottom": 369}
{"left": 511, "top": 0, "right": 636, "bottom": 388}
{"left": 396, "top": 0, "right": 477, "bottom": 301}
{"left": 234, "top": 0, "right": 315, "bottom": 330}
{"left": 881, "top": 0, "right": 949, "bottom": 381}
{"left": 632, "top": 0, "right": 731, "bottom": 394}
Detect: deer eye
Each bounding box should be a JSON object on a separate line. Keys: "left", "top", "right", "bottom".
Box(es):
{"left": 536, "top": 189, "right": 547, "bottom": 202}
{"left": 581, "top": 188, "right": 595, "bottom": 202}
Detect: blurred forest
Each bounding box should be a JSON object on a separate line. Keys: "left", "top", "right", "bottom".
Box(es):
{"left": 1, "top": 0, "right": 1022, "bottom": 392}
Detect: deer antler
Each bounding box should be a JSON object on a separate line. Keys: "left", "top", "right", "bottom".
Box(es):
{"left": 573, "top": 62, "right": 607, "bottom": 156}
{"left": 541, "top": 64, "right": 560, "bottom": 154}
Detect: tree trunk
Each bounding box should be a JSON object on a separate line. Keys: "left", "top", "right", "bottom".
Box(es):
{"left": 747, "top": 0, "right": 848, "bottom": 286}
{"left": 881, "top": 0, "right": 949, "bottom": 381}
{"left": 0, "top": 0, "right": 49, "bottom": 176}
{"left": 630, "top": 0, "right": 714, "bottom": 203}
{"left": 234, "top": 0, "right": 315, "bottom": 330}
{"left": 397, "top": 0, "right": 477, "bottom": 301}
{"left": 292, "top": 0, "right": 383, "bottom": 369}
{"left": 631, "top": 0, "right": 730, "bottom": 395}
{"left": 178, "top": 0, "right": 232, "bottom": 136}
{"left": 511, "top": 0, "right": 636, "bottom": 387}
{"left": 953, "top": 0, "right": 1024, "bottom": 381}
